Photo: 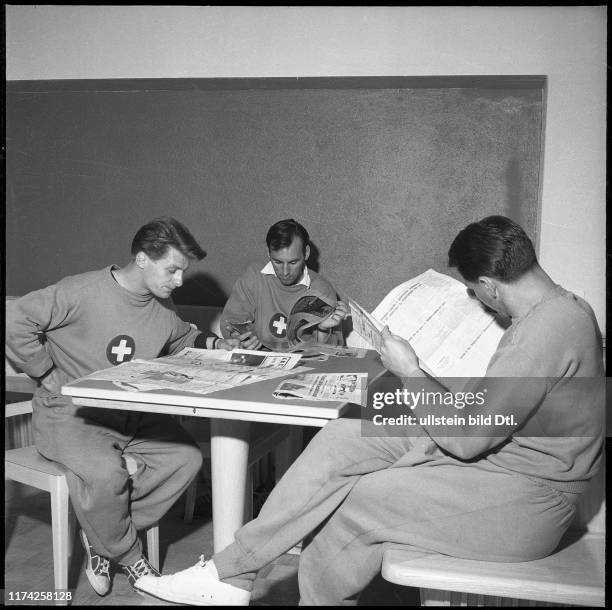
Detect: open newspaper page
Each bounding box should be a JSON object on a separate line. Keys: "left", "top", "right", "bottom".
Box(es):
{"left": 273, "top": 372, "right": 368, "bottom": 405}
{"left": 349, "top": 269, "right": 505, "bottom": 385}
{"left": 79, "top": 348, "right": 309, "bottom": 395}
{"left": 348, "top": 299, "right": 384, "bottom": 351}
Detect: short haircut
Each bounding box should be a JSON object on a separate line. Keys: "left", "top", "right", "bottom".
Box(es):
{"left": 131, "top": 217, "right": 206, "bottom": 261}
{"left": 448, "top": 215, "right": 537, "bottom": 282}
{"left": 266, "top": 219, "right": 310, "bottom": 254}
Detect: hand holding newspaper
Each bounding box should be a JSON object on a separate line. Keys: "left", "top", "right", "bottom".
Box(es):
{"left": 348, "top": 269, "right": 505, "bottom": 383}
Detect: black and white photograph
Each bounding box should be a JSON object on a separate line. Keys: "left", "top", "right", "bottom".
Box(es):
{"left": 4, "top": 6, "right": 606, "bottom": 607}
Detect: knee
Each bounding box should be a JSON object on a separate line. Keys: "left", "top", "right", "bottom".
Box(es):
{"left": 69, "top": 461, "right": 129, "bottom": 501}
{"left": 175, "top": 442, "right": 204, "bottom": 478}
{"left": 310, "top": 418, "right": 361, "bottom": 449}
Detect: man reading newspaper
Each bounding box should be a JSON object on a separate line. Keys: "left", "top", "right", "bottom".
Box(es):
{"left": 135, "top": 216, "right": 603, "bottom": 606}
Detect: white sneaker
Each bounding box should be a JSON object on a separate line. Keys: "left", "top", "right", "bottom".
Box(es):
{"left": 79, "top": 529, "right": 111, "bottom": 596}
{"left": 134, "top": 556, "right": 251, "bottom": 606}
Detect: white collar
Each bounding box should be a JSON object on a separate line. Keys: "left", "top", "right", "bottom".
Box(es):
{"left": 261, "top": 261, "right": 311, "bottom": 288}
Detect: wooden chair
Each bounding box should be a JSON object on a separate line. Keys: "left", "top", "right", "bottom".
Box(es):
{"left": 4, "top": 400, "right": 160, "bottom": 603}
{"left": 381, "top": 462, "right": 605, "bottom": 607}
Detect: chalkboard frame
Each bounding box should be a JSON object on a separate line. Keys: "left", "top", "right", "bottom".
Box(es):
{"left": 7, "top": 75, "right": 546, "bottom": 92}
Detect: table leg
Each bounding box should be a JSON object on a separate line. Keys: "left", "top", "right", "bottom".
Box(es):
{"left": 210, "top": 418, "right": 251, "bottom": 552}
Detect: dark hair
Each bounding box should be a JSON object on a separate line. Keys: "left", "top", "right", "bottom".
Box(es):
{"left": 266, "top": 219, "right": 310, "bottom": 254}
{"left": 131, "top": 217, "right": 206, "bottom": 261}
{"left": 448, "top": 215, "right": 537, "bottom": 282}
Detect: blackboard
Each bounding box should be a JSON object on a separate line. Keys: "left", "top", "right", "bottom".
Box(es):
{"left": 6, "top": 77, "right": 544, "bottom": 311}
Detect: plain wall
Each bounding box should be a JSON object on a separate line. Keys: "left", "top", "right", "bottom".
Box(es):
{"left": 5, "top": 5, "right": 606, "bottom": 330}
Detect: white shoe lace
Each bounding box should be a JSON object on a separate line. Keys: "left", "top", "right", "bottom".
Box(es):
{"left": 161, "top": 555, "right": 210, "bottom": 584}
{"left": 129, "top": 557, "right": 157, "bottom": 579}
{"left": 93, "top": 555, "right": 111, "bottom": 578}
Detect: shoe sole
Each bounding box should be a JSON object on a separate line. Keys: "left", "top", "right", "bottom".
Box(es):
{"left": 79, "top": 530, "right": 111, "bottom": 596}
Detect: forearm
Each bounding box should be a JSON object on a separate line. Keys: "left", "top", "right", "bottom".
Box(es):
{"left": 194, "top": 331, "right": 221, "bottom": 350}
{"left": 315, "top": 327, "right": 334, "bottom": 344}
{"left": 399, "top": 374, "right": 545, "bottom": 460}
{"left": 220, "top": 286, "right": 256, "bottom": 340}
{"left": 5, "top": 290, "right": 62, "bottom": 378}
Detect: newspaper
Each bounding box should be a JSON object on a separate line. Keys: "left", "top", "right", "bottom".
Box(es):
{"left": 273, "top": 372, "right": 368, "bottom": 405}
{"left": 347, "top": 299, "right": 384, "bottom": 351}
{"left": 348, "top": 269, "right": 505, "bottom": 382}
{"left": 288, "top": 343, "right": 369, "bottom": 361}
{"left": 80, "top": 348, "right": 309, "bottom": 395}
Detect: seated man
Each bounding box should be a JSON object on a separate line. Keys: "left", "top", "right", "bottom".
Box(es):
{"left": 136, "top": 215, "right": 603, "bottom": 606}
{"left": 220, "top": 218, "right": 348, "bottom": 351}
{"left": 5, "top": 216, "right": 237, "bottom": 597}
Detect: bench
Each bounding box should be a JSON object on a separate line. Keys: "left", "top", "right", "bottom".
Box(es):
{"left": 382, "top": 462, "right": 605, "bottom": 606}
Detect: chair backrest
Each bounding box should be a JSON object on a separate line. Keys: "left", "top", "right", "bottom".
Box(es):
{"left": 5, "top": 401, "right": 34, "bottom": 450}
{"left": 5, "top": 401, "right": 33, "bottom": 418}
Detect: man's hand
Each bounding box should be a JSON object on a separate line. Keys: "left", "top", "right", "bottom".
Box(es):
{"left": 318, "top": 300, "right": 349, "bottom": 331}
{"left": 237, "top": 330, "right": 263, "bottom": 351}
{"left": 216, "top": 338, "right": 240, "bottom": 350}
{"left": 36, "top": 366, "right": 65, "bottom": 394}
{"left": 379, "top": 326, "right": 423, "bottom": 378}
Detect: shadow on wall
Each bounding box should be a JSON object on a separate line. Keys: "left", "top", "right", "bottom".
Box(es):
{"left": 306, "top": 241, "right": 321, "bottom": 273}
{"left": 174, "top": 241, "right": 324, "bottom": 307}
{"left": 173, "top": 273, "right": 229, "bottom": 307}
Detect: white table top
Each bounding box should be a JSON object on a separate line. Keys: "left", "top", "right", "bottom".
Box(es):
{"left": 62, "top": 352, "right": 386, "bottom": 427}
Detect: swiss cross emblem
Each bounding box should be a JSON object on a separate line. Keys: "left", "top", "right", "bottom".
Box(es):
{"left": 106, "top": 335, "right": 136, "bottom": 365}
{"left": 268, "top": 313, "right": 287, "bottom": 337}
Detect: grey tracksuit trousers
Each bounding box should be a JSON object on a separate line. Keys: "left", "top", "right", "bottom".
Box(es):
{"left": 33, "top": 398, "right": 202, "bottom": 565}
{"left": 213, "top": 418, "right": 579, "bottom": 605}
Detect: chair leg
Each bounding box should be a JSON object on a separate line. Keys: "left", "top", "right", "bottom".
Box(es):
{"left": 243, "top": 469, "right": 254, "bottom": 522}
{"left": 67, "top": 501, "right": 77, "bottom": 565}
{"left": 49, "top": 476, "right": 70, "bottom": 604}
{"left": 183, "top": 477, "right": 198, "bottom": 524}
{"left": 146, "top": 522, "right": 160, "bottom": 571}
{"left": 420, "top": 588, "right": 452, "bottom": 605}
{"left": 273, "top": 436, "right": 291, "bottom": 484}
{"left": 289, "top": 427, "right": 304, "bottom": 463}
{"left": 274, "top": 426, "right": 304, "bottom": 483}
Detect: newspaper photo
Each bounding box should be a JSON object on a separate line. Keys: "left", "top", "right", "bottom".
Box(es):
{"left": 348, "top": 269, "right": 505, "bottom": 382}
{"left": 273, "top": 372, "right": 368, "bottom": 405}
{"left": 79, "top": 348, "right": 308, "bottom": 395}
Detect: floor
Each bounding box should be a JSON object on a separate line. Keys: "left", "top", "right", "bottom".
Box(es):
{"left": 4, "top": 480, "right": 419, "bottom": 606}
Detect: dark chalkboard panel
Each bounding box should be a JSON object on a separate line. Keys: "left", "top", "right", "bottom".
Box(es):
{"left": 6, "top": 77, "right": 544, "bottom": 311}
